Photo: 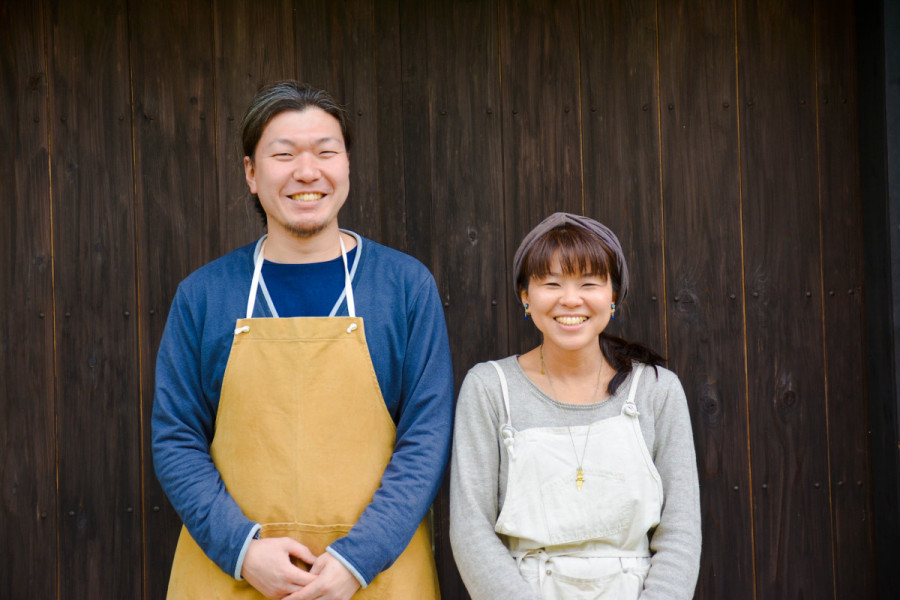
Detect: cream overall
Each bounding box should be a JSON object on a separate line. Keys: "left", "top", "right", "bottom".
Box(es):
{"left": 166, "top": 235, "right": 439, "bottom": 599}
{"left": 489, "top": 362, "right": 662, "bottom": 600}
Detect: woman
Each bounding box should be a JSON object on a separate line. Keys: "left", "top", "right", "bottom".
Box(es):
{"left": 450, "top": 212, "right": 701, "bottom": 600}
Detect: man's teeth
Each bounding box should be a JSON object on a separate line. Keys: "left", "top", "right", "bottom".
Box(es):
{"left": 555, "top": 316, "right": 587, "bottom": 325}
{"left": 291, "top": 193, "right": 323, "bottom": 202}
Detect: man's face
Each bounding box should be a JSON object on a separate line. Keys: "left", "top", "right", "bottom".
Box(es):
{"left": 244, "top": 108, "right": 350, "bottom": 241}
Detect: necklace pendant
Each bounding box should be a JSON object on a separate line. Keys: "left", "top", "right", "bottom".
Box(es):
{"left": 576, "top": 468, "right": 584, "bottom": 491}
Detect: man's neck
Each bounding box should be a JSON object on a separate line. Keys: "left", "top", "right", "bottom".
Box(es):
{"left": 263, "top": 225, "right": 356, "bottom": 264}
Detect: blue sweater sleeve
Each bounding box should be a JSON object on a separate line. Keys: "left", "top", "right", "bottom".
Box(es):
{"left": 151, "top": 268, "right": 256, "bottom": 578}
{"left": 327, "top": 266, "right": 455, "bottom": 584}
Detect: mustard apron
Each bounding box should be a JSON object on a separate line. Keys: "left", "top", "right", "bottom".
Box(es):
{"left": 167, "top": 235, "right": 440, "bottom": 599}
{"left": 490, "top": 362, "right": 662, "bottom": 600}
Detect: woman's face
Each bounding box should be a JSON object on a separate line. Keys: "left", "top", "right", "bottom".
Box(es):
{"left": 522, "top": 254, "right": 615, "bottom": 353}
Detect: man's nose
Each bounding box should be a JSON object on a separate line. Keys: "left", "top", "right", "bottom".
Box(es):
{"left": 293, "top": 154, "right": 319, "bottom": 181}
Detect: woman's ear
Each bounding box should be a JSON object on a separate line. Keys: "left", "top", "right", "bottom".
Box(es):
{"left": 520, "top": 290, "right": 529, "bottom": 307}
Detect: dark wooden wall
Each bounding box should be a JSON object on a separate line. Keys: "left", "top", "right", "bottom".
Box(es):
{"left": 0, "top": 0, "right": 889, "bottom": 598}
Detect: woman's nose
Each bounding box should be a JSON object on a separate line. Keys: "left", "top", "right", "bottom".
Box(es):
{"left": 559, "top": 285, "right": 583, "bottom": 306}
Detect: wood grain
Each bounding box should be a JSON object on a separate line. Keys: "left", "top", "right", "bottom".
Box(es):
{"left": 657, "top": 0, "right": 755, "bottom": 597}
{"left": 129, "top": 0, "right": 218, "bottom": 596}
{"left": 423, "top": 1, "right": 505, "bottom": 597}
{"left": 47, "top": 0, "right": 142, "bottom": 595}
{"left": 815, "top": 0, "right": 875, "bottom": 596}
{"left": 738, "top": 0, "right": 835, "bottom": 596}
{"left": 0, "top": 1, "right": 56, "bottom": 597}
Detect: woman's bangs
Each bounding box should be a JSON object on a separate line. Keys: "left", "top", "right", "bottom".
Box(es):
{"left": 523, "top": 226, "right": 613, "bottom": 283}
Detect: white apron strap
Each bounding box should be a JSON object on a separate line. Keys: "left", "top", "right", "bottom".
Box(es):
{"left": 338, "top": 234, "right": 355, "bottom": 318}
{"left": 242, "top": 233, "right": 357, "bottom": 325}
{"left": 488, "top": 361, "right": 516, "bottom": 456}
{"left": 622, "top": 364, "right": 645, "bottom": 417}
{"left": 246, "top": 235, "right": 267, "bottom": 320}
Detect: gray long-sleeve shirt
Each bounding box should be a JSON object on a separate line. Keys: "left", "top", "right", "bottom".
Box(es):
{"left": 450, "top": 356, "right": 701, "bottom": 600}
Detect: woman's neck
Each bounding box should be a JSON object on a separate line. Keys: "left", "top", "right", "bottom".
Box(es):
{"left": 520, "top": 341, "right": 615, "bottom": 404}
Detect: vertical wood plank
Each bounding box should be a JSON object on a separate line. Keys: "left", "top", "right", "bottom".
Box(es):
{"left": 129, "top": 0, "right": 217, "bottom": 596}
{"left": 213, "top": 0, "right": 293, "bottom": 254}
{"left": 397, "top": 0, "right": 433, "bottom": 266}
{"left": 815, "top": 0, "right": 876, "bottom": 597}
{"left": 0, "top": 1, "right": 57, "bottom": 597}
{"left": 737, "top": 0, "right": 835, "bottom": 596}
{"left": 657, "top": 1, "right": 755, "bottom": 598}
{"left": 46, "top": 0, "right": 142, "bottom": 595}
{"left": 423, "top": 1, "right": 505, "bottom": 598}
{"left": 294, "top": 0, "right": 380, "bottom": 243}
{"left": 427, "top": 0, "right": 506, "bottom": 401}
{"left": 500, "top": 0, "right": 583, "bottom": 355}
{"left": 373, "top": 0, "right": 407, "bottom": 253}
{"left": 579, "top": 0, "right": 665, "bottom": 355}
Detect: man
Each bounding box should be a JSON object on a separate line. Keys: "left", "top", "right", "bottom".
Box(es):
{"left": 152, "top": 81, "right": 454, "bottom": 600}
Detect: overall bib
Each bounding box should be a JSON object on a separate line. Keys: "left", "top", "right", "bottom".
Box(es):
{"left": 489, "top": 362, "right": 662, "bottom": 600}
{"left": 167, "top": 236, "right": 439, "bottom": 599}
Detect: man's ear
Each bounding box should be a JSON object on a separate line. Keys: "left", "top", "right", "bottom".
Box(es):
{"left": 244, "top": 156, "right": 257, "bottom": 194}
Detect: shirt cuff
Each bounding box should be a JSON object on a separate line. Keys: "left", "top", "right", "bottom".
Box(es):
{"left": 326, "top": 546, "right": 368, "bottom": 588}
{"left": 233, "top": 524, "right": 262, "bottom": 580}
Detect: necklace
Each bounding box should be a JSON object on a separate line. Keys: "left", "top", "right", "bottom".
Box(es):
{"left": 539, "top": 343, "right": 604, "bottom": 491}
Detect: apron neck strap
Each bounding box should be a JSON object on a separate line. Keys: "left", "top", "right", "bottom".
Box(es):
{"left": 246, "top": 233, "right": 356, "bottom": 319}
{"left": 247, "top": 236, "right": 267, "bottom": 319}
{"left": 339, "top": 234, "right": 356, "bottom": 317}
{"left": 621, "top": 364, "right": 645, "bottom": 417}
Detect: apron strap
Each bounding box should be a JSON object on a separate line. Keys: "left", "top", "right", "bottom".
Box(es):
{"left": 339, "top": 234, "right": 356, "bottom": 318}
{"left": 244, "top": 233, "right": 357, "bottom": 321}
{"left": 622, "top": 364, "right": 645, "bottom": 417}
{"left": 488, "top": 361, "right": 513, "bottom": 428}
{"left": 247, "top": 235, "right": 268, "bottom": 320}
{"left": 488, "top": 361, "right": 517, "bottom": 454}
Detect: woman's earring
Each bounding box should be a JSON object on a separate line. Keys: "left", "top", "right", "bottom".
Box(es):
{"left": 610, "top": 302, "right": 616, "bottom": 320}
{"left": 523, "top": 303, "right": 530, "bottom": 320}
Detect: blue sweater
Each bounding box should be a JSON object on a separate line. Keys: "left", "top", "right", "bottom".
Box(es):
{"left": 152, "top": 234, "right": 454, "bottom": 584}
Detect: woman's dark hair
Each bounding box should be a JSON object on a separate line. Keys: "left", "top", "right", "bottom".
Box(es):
{"left": 240, "top": 81, "right": 352, "bottom": 225}
{"left": 518, "top": 224, "right": 665, "bottom": 395}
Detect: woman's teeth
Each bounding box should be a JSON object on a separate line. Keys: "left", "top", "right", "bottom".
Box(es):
{"left": 555, "top": 316, "right": 587, "bottom": 325}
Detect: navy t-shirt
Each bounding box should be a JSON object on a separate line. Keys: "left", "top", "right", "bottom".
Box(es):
{"left": 261, "top": 247, "right": 357, "bottom": 316}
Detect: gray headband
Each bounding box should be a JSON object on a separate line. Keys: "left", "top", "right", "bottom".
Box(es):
{"left": 512, "top": 212, "right": 629, "bottom": 302}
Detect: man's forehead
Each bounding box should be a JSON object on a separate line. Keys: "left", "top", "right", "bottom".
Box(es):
{"left": 265, "top": 135, "right": 342, "bottom": 147}
{"left": 259, "top": 109, "right": 344, "bottom": 145}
